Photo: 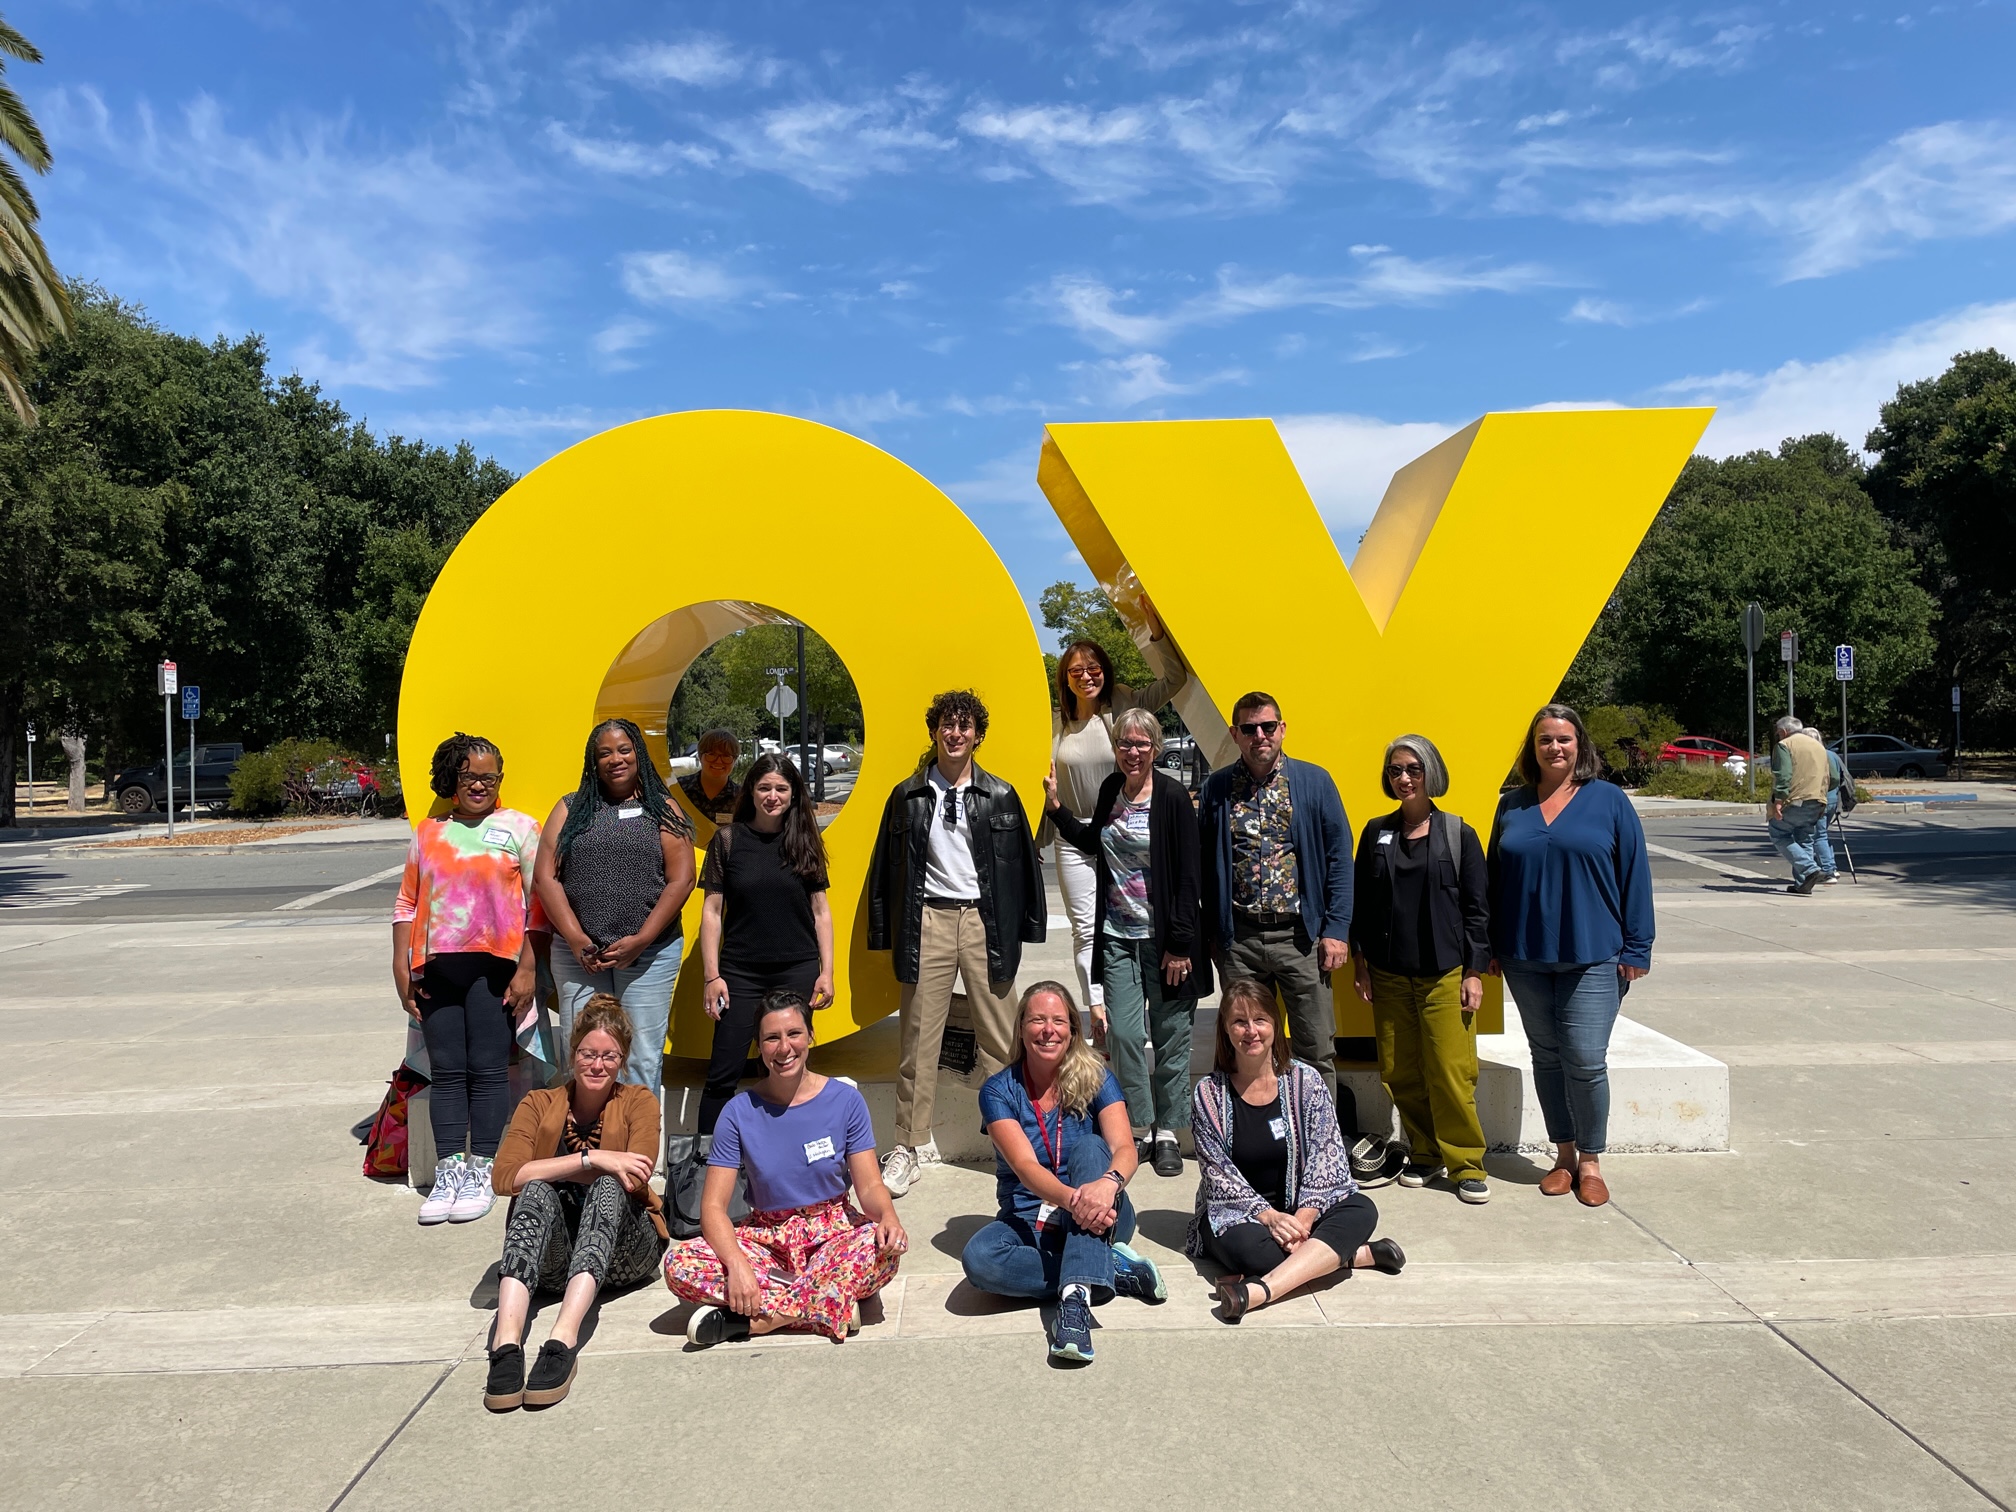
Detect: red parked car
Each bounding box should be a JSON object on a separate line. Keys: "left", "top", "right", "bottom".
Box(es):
{"left": 1658, "top": 736, "right": 1753, "bottom": 773}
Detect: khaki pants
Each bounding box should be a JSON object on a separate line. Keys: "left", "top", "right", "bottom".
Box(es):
{"left": 1369, "top": 966, "right": 1486, "bottom": 1182}
{"left": 894, "top": 905, "right": 1019, "bottom": 1147}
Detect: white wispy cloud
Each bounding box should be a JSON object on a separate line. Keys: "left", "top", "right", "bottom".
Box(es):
{"left": 802, "top": 389, "right": 926, "bottom": 433}
{"left": 371, "top": 403, "right": 642, "bottom": 445}
{"left": 1576, "top": 119, "right": 2016, "bottom": 279}
{"left": 1565, "top": 295, "right": 1711, "bottom": 327}
{"left": 619, "top": 250, "right": 764, "bottom": 306}
{"left": 1664, "top": 299, "right": 2016, "bottom": 456}
{"left": 1064, "top": 352, "right": 1246, "bottom": 408}
{"left": 47, "top": 88, "right": 537, "bottom": 389}
{"left": 591, "top": 318, "right": 654, "bottom": 371}
{"left": 604, "top": 36, "right": 766, "bottom": 89}
{"left": 545, "top": 121, "right": 718, "bottom": 176}
{"left": 706, "top": 93, "right": 956, "bottom": 195}
{"left": 1044, "top": 248, "right": 1552, "bottom": 350}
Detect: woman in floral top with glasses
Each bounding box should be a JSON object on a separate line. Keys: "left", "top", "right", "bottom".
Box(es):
{"left": 393, "top": 732, "right": 542, "bottom": 1226}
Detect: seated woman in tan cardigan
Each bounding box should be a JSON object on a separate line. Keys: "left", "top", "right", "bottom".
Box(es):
{"left": 483, "top": 993, "right": 668, "bottom": 1411}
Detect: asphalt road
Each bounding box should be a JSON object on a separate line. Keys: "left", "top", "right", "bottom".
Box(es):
{"left": 6, "top": 803, "right": 2016, "bottom": 923}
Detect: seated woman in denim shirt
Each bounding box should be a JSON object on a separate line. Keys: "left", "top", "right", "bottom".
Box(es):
{"left": 1188, "top": 980, "right": 1406, "bottom": 1320}
{"left": 961, "top": 981, "right": 1166, "bottom": 1365}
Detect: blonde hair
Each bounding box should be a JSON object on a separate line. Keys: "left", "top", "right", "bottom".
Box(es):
{"left": 570, "top": 992, "right": 634, "bottom": 1063}
{"left": 1016, "top": 981, "right": 1106, "bottom": 1117}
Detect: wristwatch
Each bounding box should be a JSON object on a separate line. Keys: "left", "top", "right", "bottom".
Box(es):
{"left": 1104, "top": 1168, "right": 1128, "bottom": 1190}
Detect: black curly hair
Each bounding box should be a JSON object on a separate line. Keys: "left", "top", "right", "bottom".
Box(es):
{"left": 429, "top": 733, "right": 502, "bottom": 799}
{"left": 924, "top": 688, "right": 989, "bottom": 743}
{"left": 553, "top": 718, "right": 694, "bottom": 873}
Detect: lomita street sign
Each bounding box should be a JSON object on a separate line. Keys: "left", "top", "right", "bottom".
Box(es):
{"left": 1834, "top": 645, "right": 1854, "bottom": 682}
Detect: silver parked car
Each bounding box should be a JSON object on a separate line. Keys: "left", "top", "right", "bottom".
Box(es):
{"left": 1829, "top": 733, "right": 1949, "bottom": 780}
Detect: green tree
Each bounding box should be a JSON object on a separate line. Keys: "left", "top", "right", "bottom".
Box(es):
{"left": 1563, "top": 436, "right": 1937, "bottom": 741}
{"left": 1037, "top": 580, "right": 1153, "bottom": 710}
{"left": 0, "top": 17, "right": 70, "bottom": 424}
{"left": 1865, "top": 349, "right": 2016, "bottom": 742}
{"left": 710, "top": 623, "right": 861, "bottom": 742}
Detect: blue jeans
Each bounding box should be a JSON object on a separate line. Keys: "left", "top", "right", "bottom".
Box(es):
{"left": 1767, "top": 799, "right": 1825, "bottom": 884}
{"left": 551, "top": 933, "right": 683, "bottom": 1094}
{"left": 961, "top": 1133, "right": 1137, "bottom": 1300}
{"left": 1501, "top": 960, "right": 1623, "bottom": 1155}
{"left": 1812, "top": 792, "right": 1839, "bottom": 877}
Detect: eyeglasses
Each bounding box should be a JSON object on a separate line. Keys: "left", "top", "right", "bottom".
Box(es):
{"left": 1235, "top": 720, "right": 1281, "bottom": 737}
{"left": 575, "top": 1050, "right": 622, "bottom": 1067}
{"left": 1116, "top": 740, "right": 1157, "bottom": 753}
{"left": 1066, "top": 665, "right": 1103, "bottom": 682}
{"left": 1384, "top": 763, "right": 1425, "bottom": 780}
{"left": 456, "top": 771, "right": 500, "bottom": 789}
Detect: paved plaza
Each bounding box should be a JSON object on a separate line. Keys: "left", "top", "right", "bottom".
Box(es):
{"left": 3, "top": 804, "right": 2015, "bottom": 1509}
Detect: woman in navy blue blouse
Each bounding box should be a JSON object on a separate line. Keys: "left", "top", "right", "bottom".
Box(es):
{"left": 1486, "top": 704, "right": 1653, "bottom": 1208}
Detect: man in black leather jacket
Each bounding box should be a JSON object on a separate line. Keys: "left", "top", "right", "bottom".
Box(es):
{"left": 867, "top": 689, "right": 1045, "bottom": 1195}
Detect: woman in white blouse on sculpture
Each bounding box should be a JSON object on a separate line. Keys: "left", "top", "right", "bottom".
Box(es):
{"left": 1047, "top": 602, "right": 1187, "bottom": 1032}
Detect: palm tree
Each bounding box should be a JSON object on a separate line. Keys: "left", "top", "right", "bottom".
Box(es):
{"left": 0, "top": 15, "right": 67, "bottom": 424}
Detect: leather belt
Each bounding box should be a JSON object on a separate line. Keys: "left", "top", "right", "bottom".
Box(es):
{"left": 924, "top": 896, "right": 981, "bottom": 909}
{"left": 1237, "top": 909, "right": 1301, "bottom": 929}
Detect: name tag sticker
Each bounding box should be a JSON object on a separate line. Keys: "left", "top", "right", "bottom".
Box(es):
{"left": 1268, "top": 1117, "right": 1287, "bottom": 1141}
{"left": 802, "top": 1136, "right": 836, "bottom": 1163}
{"left": 482, "top": 828, "right": 512, "bottom": 847}
{"left": 1377, "top": 831, "right": 1395, "bottom": 846}
{"left": 617, "top": 805, "right": 643, "bottom": 819}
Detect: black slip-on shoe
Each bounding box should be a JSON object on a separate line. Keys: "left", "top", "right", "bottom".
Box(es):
{"left": 482, "top": 1344, "right": 525, "bottom": 1412}
{"left": 1366, "top": 1237, "right": 1407, "bottom": 1275}
{"left": 1151, "top": 1138, "right": 1183, "bottom": 1178}
{"left": 686, "top": 1305, "right": 753, "bottom": 1348}
{"left": 522, "top": 1338, "right": 579, "bottom": 1407}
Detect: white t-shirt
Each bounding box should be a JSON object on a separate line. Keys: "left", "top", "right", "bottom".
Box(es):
{"left": 923, "top": 766, "right": 980, "bottom": 900}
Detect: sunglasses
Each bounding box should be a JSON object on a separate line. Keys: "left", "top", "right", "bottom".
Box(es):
{"left": 1235, "top": 720, "right": 1281, "bottom": 737}
{"left": 942, "top": 787, "right": 961, "bottom": 830}
{"left": 1384, "top": 762, "right": 1425, "bottom": 780}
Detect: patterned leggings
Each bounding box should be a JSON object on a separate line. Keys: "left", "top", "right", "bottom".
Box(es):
{"left": 663, "top": 1197, "right": 900, "bottom": 1341}
{"left": 499, "top": 1176, "right": 667, "bottom": 1292}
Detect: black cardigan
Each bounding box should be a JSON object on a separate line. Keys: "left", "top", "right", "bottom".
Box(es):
{"left": 1347, "top": 805, "right": 1491, "bottom": 977}
{"left": 1049, "top": 768, "right": 1214, "bottom": 1003}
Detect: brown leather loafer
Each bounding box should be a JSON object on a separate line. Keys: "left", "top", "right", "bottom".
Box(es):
{"left": 1539, "top": 1165, "right": 1575, "bottom": 1197}
{"left": 1575, "top": 1169, "right": 1610, "bottom": 1207}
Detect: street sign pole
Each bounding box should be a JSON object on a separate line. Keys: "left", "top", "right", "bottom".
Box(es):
{"left": 182, "top": 685, "right": 201, "bottom": 820}
{"left": 23, "top": 724, "right": 33, "bottom": 812}
{"left": 1834, "top": 646, "right": 1854, "bottom": 760}
{"left": 157, "top": 660, "right": 178, "bottom": 839}
{"left": 1954, "top": 684, "right": 1964, "bottom": 780}
{"left": 795, "top": 623, "right": 809, "bottom": 783}
{"left": 1742, "top": 604, "right": 1766, "bottom": 799}
{"left": 1781, "top": 629, "right": 1798, "bottom": 718}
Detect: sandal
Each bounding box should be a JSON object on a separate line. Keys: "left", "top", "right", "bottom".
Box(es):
{"left": 1216, "top": 1275, "right": 1269, "bottom": 1322}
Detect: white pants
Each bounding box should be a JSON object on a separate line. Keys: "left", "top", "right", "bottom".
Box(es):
{"left": 1052, "top": 836, "right": 1103, "bottom": 1008}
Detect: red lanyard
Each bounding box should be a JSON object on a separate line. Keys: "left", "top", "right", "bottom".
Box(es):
{"left": 1021, "top": 1068, "right": 1062, "bottom": 1172}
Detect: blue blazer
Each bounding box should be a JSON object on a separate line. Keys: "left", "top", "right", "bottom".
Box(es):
{"left": 1197, "top": 755, "right": 1353, "bottom": 952}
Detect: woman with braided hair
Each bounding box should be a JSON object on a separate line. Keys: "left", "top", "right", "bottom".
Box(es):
{"left": 394, "top": 733, "right": 543, "bottom": 1225}
{"left": 533, "top": 718, "right": 697, "bottom": 1097}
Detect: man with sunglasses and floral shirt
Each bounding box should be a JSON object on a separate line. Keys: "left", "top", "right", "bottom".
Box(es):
{"left": 867, "top": 689, "right": 1046, "bottom": 1196}
{"left": 1198, "top": 692, "right": 1359, "bottom": 1137}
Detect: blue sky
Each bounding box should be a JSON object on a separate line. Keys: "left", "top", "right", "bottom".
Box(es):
{"left": 28, "top": 0, "right": 2016, "bottom": 629}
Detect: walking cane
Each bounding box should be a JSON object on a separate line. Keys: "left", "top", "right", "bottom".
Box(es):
{"left": 1830, "top": 810, "right": 1859, "bottom": 883}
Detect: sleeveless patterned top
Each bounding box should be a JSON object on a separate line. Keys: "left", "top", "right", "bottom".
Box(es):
{"left": 558, "top": 795, "right": 675, "bottom": 950}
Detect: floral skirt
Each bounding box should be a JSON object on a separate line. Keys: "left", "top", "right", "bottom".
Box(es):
{"left": 663, "top": 1196, "right": 899, "bottom": 1341}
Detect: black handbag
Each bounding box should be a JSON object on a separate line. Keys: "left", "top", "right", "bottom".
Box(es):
{"left": 666, "top": 1148, "right": 751, "bottom": 1240}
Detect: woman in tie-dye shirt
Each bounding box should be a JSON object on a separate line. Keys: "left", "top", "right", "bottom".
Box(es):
{"left": 393, "top": 733, "right": 541, "bottom": 1227}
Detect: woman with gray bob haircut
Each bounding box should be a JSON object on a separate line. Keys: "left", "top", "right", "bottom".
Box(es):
{"left": 1348, "top": 735, "right": 1494, "bottom": 1203}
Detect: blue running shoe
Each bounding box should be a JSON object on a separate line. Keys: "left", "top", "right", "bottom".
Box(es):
{"left": 1110, "top": 1243, "right": 1167, "bottom": 1303}
{"left": 1050, "top": 1293, "right": 1095, "bottom": 1363}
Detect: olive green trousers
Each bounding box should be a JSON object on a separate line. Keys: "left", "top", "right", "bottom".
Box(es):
{"left": 1369, "top": 966, "right": 1486, "bottom": 1183}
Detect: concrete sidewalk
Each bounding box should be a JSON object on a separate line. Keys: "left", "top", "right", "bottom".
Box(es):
{"left": 3, "top": 869, "right": 2015, "bottom": 1510}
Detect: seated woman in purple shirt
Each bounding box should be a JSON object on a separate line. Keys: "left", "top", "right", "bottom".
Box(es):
{"left": 664, "top": 991, "right": 907, "bottom": 1345}
{"left": 1487, "top": 703, "right": 1655, "bottom": 1211}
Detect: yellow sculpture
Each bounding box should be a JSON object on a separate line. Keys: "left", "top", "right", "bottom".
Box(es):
{"left": 397, "top": 410, "right": 1052, "bottom": 1055}
{"left": 400, "top": 405, "right": 1708, "bottom": 1049}
{"left": 1039, "top": 409, "right": 1713, "bottom": 1033}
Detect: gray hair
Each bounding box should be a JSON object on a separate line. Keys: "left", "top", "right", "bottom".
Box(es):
{"left": 1380, "top": 733, "right": 1450, "bottom": 799}
{"left": 1772, "top": 715, "right": 1803, "bottom": 740}
{"left": 1112, "top": 706, "right": 1162, "bottom": 748}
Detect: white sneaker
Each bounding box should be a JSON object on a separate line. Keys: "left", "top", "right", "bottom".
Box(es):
{"left": 449, "top": 1155, "right": 495, "bottom": 1222}
{"left": 881, "top": 1145, "right": 922, "bottom": 1197}
{"left": 915, "top": 1137, "right": 943, "bottom": 1169}
{"left": 418, "top": 1157, "right": 463, "bottom": 1225}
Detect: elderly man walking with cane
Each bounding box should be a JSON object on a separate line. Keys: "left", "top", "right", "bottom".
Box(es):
{"left": 1767, "top": 716, "right": 1831, "bottom": 895}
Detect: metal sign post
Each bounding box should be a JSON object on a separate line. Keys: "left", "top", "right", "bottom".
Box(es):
{"left": 795, "top": 623, "right": 809, "bottom": 783}
{"left": 157, "top": 660, "right": 179, "bottom": 839}
{"left": 1953, "top": 684, "right": 1963, "bottom": 779}
{"left": 763, "top": 666, "right": 797, "bottom": 749}
{"left": 1780, "top": 628, "right": 1799, "bottom": 717}
{"left": 1742, "top": 604, "right": 1766, "bottom": 798}
{"left": 182, "top": 685, "right": 201, "bottom": 819}
{"left": 23, "top": 723, "right": 33, "bottom": 811}
{"left": 1834, "top": 645, "right": 1853, "bottom": 755}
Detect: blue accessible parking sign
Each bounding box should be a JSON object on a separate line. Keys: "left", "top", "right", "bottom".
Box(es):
{"left": 1834, "top": 646, "right": 1854, "bottom": 682}
{"left": 181, "top": 684, "right": 201, "bottom": 720}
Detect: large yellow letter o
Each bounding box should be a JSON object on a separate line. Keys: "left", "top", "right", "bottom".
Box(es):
{"left": 397, "top": 411, "right": 1052, "bottom": 1053}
